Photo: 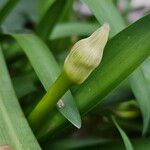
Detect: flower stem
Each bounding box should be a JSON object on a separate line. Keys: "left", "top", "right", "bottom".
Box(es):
{"left": 27, "top": 70, "right": 73, "bottom": 131}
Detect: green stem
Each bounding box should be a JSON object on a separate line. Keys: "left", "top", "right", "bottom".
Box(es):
{"left": 27, "top": 70, "right": 72, "bottom": 131}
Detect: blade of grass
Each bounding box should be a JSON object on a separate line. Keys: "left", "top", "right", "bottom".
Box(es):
{"left": 83, "top": 0, "right": 150, "bottom": 134}
{"left": 50, "top": 23, "right": 99, "bottom": 40}
{"left": 82, "top": 0, "right": 126, "bottom": 37}
{"left": 94, "top": 81, "right": 133, "bottom": 110}
{"left": 129, "top": 68, "right": 150, "bottom": 134}
{"left": 0, "top": 47, "right": 41, "bottom": 149}
{"left": 142, "top": 58, "right": 150, "bottom": 83}
{"left": 38, "top": 0, "right": 55, "bottom": 20}
{"left": 37, "top": 14, "right": 150, "bottom": 139}
{"left": 47, "top": 0, "right": 73, "bottom": 53}
{"left": 35, "top": 0, "right": 67, "bottom": 40}
{"left": 112, "top": 117, "right": 134, "bottom": 150}
{"left": 12, "top": 75, "right": 36, "bottom": 98}
{"left": 58, "top": 0, "right": 73, "bottom": 22}
{"left": 0, "top": 0, "right": 19, "bottom": 25}
{"left": 11, "top": 34, "right": 81, "bottom": 129}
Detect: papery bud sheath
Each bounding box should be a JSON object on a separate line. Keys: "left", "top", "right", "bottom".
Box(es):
{"left": 64, "top": 23, "right": 110, "bottom": 84}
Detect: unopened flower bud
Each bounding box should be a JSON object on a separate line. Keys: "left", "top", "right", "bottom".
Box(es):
{"left": 64, "top": 23, "right": 110, "bottom": 84}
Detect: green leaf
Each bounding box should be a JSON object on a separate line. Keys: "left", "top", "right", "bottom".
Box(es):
{"left": 50, "top": 23, "right": 99, "bottom": 40}
{"left": 142, "top": 58, "right": 150, "bottom": 83}
{"left": 74, "top": 14, "right": 150, "bottom": 114}
{"left": 37, "top": 14, "right": 150, "bottom": 138}
{"left": 58, "top": 0, "right": 73, "bottom": 22}
{"left": 0, "top": 0, "right": 37, "bottom": 32}
{"left": 0, "top": 47, "right": 41, "bottom": 149}
{"left": 0, "top": 0, "right": 19, "bottom": 25}
{"left": 94, "top": 81, "right": 133, "bottom": 110}
{"left": 129, "top": 68, "right": 150, "bottom": 134}
{"left": 11, "top": 34, "right": 81, "bottom": 129}
{"left": 83, "top": 0, "right": 150, "bottom": 134}
{"left": 112, "top": 117, "right": 134, "bottom": 150}
{"left": 79, "top": 138, "right": 150, "bottom": 150}
{"left": 82, "top": 0, "right": 126, "bottom": 37}
{"left": 130, "top": 60, "right": 150, "bottom": 135}
{"left": 35, "top": 0, "right": 67, "bottom": 40}
{"left": 38, "top": 0, "right": 55, "bottom": 20}
{"left": 12, "top": 75, "right": 36, "bottom": 98}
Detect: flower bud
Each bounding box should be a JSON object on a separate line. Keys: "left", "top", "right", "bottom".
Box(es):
{"left": 64, "top": 23, "right": 110, "bottom": 84}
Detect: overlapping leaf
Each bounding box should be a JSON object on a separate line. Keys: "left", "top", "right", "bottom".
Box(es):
{"left": 83, "top": 0, "right": 150, "bottom": 134}
{"left": 0, "top": 48, "right": 41, "bottom": 149}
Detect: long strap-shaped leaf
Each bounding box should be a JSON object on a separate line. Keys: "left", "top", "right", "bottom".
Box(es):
{"left": 38, "top": 0, "right": 55, "bottom": 20}
{"left": 129, "top": 68, "right": 150, "bottom": 134}
{"left": 50, "top": 23, "right": 99, "bottom": 40}
{"left": 0, "top": 0, "right": 19, "bottom": 25}
{"left": 37, "top": 14, "right": 150, "bottom": 139}
{"left": 83, "top": 0, "right": 150, "bottom": 134}
{"left": 74, "top": 13, "right": 150, "bottom": 115}
{"left": 0, "top": 48, "right": 41, "bottom": 149}
{"left": 112, "top": 117, "right": 134, "bottom": 150}
{"left": 11, "top": 34, "right": 81, "bottom": 129}
{"left": 82, "top": 0, "right": 125, "bottom": 37}
{"left": 35, "top": 0, "right": 67, "bottom": 40}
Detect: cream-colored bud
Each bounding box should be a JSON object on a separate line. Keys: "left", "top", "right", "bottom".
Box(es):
{"left": 64, "top": 23, "right": 110, "bottom": 84}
